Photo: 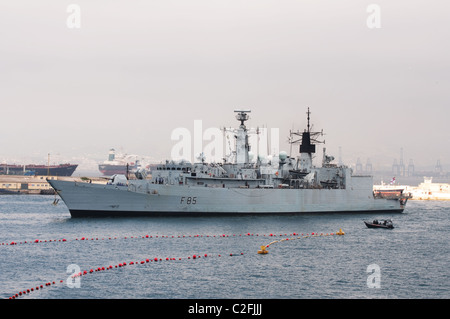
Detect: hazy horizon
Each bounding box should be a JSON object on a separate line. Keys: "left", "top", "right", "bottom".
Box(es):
{"left": 1, "top": 1, "right": 449, "bottom": 176}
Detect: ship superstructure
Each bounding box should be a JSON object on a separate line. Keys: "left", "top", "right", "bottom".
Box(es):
{"left": 49, "top": 109, "right": 410, "bottom": 217}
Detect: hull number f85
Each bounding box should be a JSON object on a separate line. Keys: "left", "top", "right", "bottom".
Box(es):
{"left": 181, "top": 197, "right": 197, "bottom": 204}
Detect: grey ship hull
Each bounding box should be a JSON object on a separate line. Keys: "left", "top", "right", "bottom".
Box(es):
{"left": 49, "top": 179, "right": 405, "bottom": 217}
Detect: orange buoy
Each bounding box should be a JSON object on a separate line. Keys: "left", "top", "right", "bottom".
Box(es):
{"left": 257, "top": 246, "right": 268, "bottom": 254}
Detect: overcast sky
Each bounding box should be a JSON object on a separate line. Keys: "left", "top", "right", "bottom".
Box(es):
{"left": 1, "top": 0, "right": 449, "bottom": 174}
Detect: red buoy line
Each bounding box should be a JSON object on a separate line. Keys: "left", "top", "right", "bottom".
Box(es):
{"left": 7, "top": 251, "right": 245, "bottom": 299}
{"left": 6, "top": 229, "right": 341, "bottom": 298}
{"left": 257, "top": 229, "right": 345, "bottom": 254}
{"left": 1, "top": 232, "right": 311, "bottom": 247}
{"left": 1, "top": 238, "right": 68, "bottom": 246}
{"left": 266, "top": 232, "right": 336, "bottom": 247}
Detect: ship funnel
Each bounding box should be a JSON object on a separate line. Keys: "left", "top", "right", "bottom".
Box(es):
{"left": 108, "top": 149, "right": 116, "bottom": 161}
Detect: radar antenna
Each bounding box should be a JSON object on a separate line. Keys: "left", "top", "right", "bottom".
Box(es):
{"left": 234, "top": 110, "right": 251, "bottom": 127}
{"left": 288, "top": 107, "right": 324, "bottom": 154}
{"left": 306, "top": 107, "right": 311, "bottom": 133}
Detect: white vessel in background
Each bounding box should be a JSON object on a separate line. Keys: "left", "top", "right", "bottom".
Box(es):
{"left": 49, "top": 109, "right": 410, "bottom": 217}
{"left": 374, "top": 177, "right": 450, "bottom": 200}
{"left": 98, "top": 148, "right": 151, "bottom": 176}
{"left": 412, "top": 177, "right": 450, "bottom": 200}
{"left": 98, "top": 149, "right": 130, "bottom": 176}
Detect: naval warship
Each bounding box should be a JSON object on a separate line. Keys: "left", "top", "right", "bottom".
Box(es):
{"left": 48, "top": 109, "right": 410, "bottom": 217}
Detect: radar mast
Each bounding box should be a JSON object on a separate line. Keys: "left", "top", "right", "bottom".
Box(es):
{"left": 289, "top": 107, "right": 324, "bottom": 169}
{"left": 233, "top": 110, "right": 251, "bottom": 164}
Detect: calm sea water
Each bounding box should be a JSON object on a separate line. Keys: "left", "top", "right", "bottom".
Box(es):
{"left": 1, "top": 195, "right": 448, "bottom": 300}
